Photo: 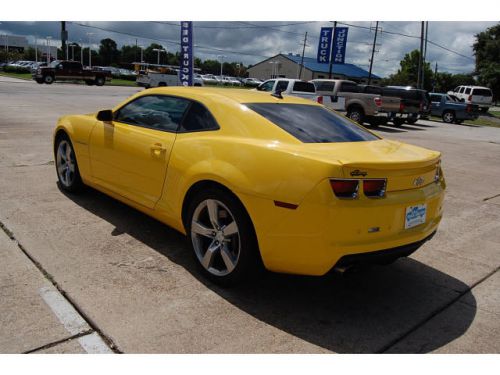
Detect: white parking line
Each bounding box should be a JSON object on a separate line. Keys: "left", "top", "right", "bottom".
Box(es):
{"left": 39, "top": 286, "right": 112, "bottom": 353}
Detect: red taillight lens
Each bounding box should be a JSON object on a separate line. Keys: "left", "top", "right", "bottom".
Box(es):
{"left": 468, "top": 95, "right": 472, "bottom": 102}
{"left": 374, "top": 97, "right": 382, "bottom": 107}
{"left": 466, "top": 104, "right": 472, "bottom": 112}
{"left": 399, "top": 102, "right": 405, "bottom": 112}
{"left": 317, "top": 96, "right": 323, "bottom": 104}
{"left": 363, "top": 179, "right": 387, "bottom": 198}
{"left": 330, "top": 179, "right": 359, "bottom": 199}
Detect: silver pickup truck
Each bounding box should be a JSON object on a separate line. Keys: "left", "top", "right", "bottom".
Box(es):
{"left": 310, "top": 79, "right": 400, "bottom": 127}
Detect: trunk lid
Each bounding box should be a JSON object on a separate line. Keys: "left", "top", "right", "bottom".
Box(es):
{"left": 300, "top": 139, "right": 440, "bottom": 192}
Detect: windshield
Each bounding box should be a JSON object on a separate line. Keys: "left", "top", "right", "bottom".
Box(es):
{"left": 246, "top": 103, "right": 379, "bottom": 143}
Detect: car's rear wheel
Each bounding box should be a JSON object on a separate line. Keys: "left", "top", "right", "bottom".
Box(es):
{"left": 392, "top": 118, "right": 405, "bottom": 127}
{"left": 44, "top": 75, "right": 54, "bottom": 84}
{"left": 55, "top": 135, "right": 83, "bottom": 193}
{"left": 406, "top": 116, "right": 418, "bottom": 125}
{"left": 186, "top": 188, "right": 259, "bottom": 286}
{"left": 95, "top": 76, "right": 105, "bottom": 86}
{"left": 442, "top": 111, "right": 455, "bottom": 123}
{"left": 347, "top": 106, "right": 365, "bottom": 124}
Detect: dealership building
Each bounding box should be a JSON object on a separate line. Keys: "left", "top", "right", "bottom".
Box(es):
{"left": 0, "top": 34, "right": 58, "bottom": 57}
{"left": 247, "top": 53, "right": 381, "bottom": 84}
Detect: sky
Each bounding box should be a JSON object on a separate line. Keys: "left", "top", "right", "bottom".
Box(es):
{"left": 0, "top": 21, "right": 497, "bottom": 77}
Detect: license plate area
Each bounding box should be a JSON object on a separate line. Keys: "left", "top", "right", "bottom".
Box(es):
{"left": 405, "top": 204, "right": 427, "bottom": 229}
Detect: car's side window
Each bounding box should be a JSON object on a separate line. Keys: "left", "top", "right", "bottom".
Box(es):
{"left": 259, "top": 80, "right": 275, "bottom": 92}
{"left": 276, "top": 80, "right": 289, "bottom": 92}
{"left": 430, "top": 94, "right": 440, "bottom": 102}
{"left": 464, "top": 87, "right": 471, "bottom": 94}
{"left": 114, "top": 95, "right": 190, "bottom": 132}
{"left": 179, "top": 101, "right": 219, "bottom": 132}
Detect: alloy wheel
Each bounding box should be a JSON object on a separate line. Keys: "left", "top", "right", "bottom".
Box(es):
{"left": 56, "top": 140, "right": 76, "bottom": 187}
{"left": 191, "top": 199, "right": 241, "bottom": 276}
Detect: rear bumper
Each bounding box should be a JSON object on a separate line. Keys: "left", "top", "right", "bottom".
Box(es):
{"left": 333, "top": 231, "right": 435, "bottom": 270}
{"left": 240, "top": 176, "right": 445, "bottom": 276}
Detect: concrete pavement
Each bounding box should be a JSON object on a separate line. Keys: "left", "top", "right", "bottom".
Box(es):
{"left": 0, "top": 78, "right": 499, "bottom": 353}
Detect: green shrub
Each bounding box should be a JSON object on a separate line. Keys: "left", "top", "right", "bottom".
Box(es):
{"left": 3, "top": 65, "right": 31, "bottom": 73}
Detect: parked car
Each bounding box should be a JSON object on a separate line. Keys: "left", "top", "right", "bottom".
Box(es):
{"left": 33, "top": 60, "right": 111, "bottom": 86}
{"left": 383, "top": 86, "right": 431, "bottom": 126}
{"left": 447, "top": 85, "right": 493, "bottom": 112}
{"left": 256, "top": 78, "right": 318, "bottom": 101}
{"left": 429, "top": 93, "right": 479, "bottom": 124}
{"left": 201, "top": 74, "right": 218, "bottom": 85}
{"left": 53, "top": 86, "right": 445, "bottom": 285}
{"left": 242, "top": 78, "right": 262, "bottom": 87}
{"left": 311, "top": 80, "right": 400, "bottom": 126}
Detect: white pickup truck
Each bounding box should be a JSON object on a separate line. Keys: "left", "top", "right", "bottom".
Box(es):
{"left": 255, "top": 79, "right": 319, "bottom": 101}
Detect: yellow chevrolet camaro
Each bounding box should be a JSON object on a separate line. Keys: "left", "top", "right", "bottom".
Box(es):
{"left": 53, "top": 87, "right": 445, "bottom": 285}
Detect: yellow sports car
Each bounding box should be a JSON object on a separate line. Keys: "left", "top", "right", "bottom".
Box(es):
{"left": 53, "top": 87, "right": 445, "bottom": 285}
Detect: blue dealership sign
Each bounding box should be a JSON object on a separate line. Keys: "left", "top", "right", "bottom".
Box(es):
{"left": 317, "top": 27, "right": 333, "bottom": 64}
{"left": 332, "top": 27, "right": 348, "bottom": 64}
{"left": 180, "top": 21, "right": 193, "bottom": 86}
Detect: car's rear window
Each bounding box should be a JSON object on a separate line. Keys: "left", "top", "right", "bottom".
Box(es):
{"left": 292, "top": 81, "right": 316, "bottom": 93}
{"left": 245, "top": 103, "right": 379, "bottom": 143}
{"left": 472, "top": 88, "right": 492, "bottom": 97}
{"left": 313, "top": 81, "right": 336, "bottom": 92}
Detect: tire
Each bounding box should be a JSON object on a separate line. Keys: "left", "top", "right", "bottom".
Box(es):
{"left": 43, "top": 75, "right": 54, "bottom": 84}
{"left": 186, "top": 187, "right": 260, "bottom": 286}
{"left": 54, "top": 134, "right": 84, "bottom": 193}
{"left": 35, "top": 78, "right": 44, "bottom": 84}
{"left": 393, "top": 118, "right": 405, "bottom": 127}
{"left": 95, "top": 76, "right": 105, "bottom": 86}
{"left": 406, "top": 117, "right": 418, "bottom": 125}
{"left": 347, "top": 106, "right": 365, "bottom": 124}
{"left": 442, "top": 111, "right": 455, "bottom": 124}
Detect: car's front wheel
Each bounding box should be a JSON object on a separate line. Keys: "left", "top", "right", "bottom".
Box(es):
{"left": 44, "top": 75, "right": 54, "bottom": 84}
{"left": 55, "top": 135, "right": 83, "bottom": 193}
{"left": 186, "top": 187, "right": 259, "bottom": 286}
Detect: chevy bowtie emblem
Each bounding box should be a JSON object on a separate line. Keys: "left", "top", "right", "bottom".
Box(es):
{"left": 350, "top": 169, "right": 368, "bottom": 177}
{"left": 414, "top": 176, "right": 425, "bottom": 186}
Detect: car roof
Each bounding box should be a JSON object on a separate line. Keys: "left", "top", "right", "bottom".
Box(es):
{"left": 138, "top": 87, "right": 318, "bottom": 105}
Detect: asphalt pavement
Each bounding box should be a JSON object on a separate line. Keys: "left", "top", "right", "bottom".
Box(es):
{"left": 0, "top": 77, "right": 499, "bottom": 353}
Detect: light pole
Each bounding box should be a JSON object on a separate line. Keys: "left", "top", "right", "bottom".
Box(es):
{"left": 139, "top": 46, "right": 144, "bottom": 63}
{"left": 217, "top": 55, "right": 226, "bottom": 83}
{"left": 268, "top": 61, "right": 277, "bottom": 79}
{"left": 70, "top": 43, "right": 75, "bottom": 61}
{"left": 34, "top": 36, "right": 38, "bottom": 63}
{"left": 86, "top": 32, "right": 94, "bottom": 68}
{"left": 46, "top": 36, "right": 52, "bottom": 63}
{"left": 152, "top": 48, "right": 166, "bottom": 65}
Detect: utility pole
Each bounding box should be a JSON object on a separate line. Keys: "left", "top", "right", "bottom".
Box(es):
{"left": 422, "top": 21, "right": 429, "bottom": 89}
{"left": 433, "top": 61, "right": 438, "bottom": 92}
{"left": 298, "top": 32, "right": 308, "bottom": 79}
{"left": 135, "top": 39, "right": 138, "bottom": 62}
{"left": 86, "top": 32, "right": 94, "bottom": 68}
{"left": 328, "top": 21, "right": 337, "bottom": 79}
{"left": 368, "top": 21, "right": 379, "bottom": 85}
{"left": 34, "top": 37, "right": 38, "bottom": 63}
{"left": 61, "top": 21, "right": 68, "bottom": 60}
{"left": 417, "top": 21, "right": 424, "bottom": 89}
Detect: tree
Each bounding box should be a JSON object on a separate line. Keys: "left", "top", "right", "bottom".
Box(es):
{"left": 473, "top": 23, "right": 500, "bottom": 101}
{"left": 98, "top": 38, "right": 120, "bottom": 66}
{"left": 382, "top": 49, "right": 433, "bottom": 90}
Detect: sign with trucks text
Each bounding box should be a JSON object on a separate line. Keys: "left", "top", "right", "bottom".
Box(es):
{"left": 317, "top": 27, "right": 333, "bottom": 64}
{"left": 180, "top": 21, "right": 193, "bottom": 86}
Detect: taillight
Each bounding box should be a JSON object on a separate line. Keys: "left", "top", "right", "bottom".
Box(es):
{"left": 374, "top": 97, "right": 382, "bottom": 107}
{"left": 363, "top": 179, "right": 387, "bottom": 198}
{"left": 434, "top": 160, "right": 441, "bottom": 183}
{"left": 330, "top": 179, "right": 359, "bottom": 199}
{"left": 468, "top": 95, "right": 472, "bottom": 102}
{"left": 316, "top": 96, "right": 323, "bottom": 104}
{"left": 399, "top": 102, "right": 405, "bottom": 112}
{"left": 466, "top": 104, "right": 472, "bottom": 112}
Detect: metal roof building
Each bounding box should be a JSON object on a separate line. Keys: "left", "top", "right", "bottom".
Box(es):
{"left": 247, "top": 53, "right": 381, "bottom": 84}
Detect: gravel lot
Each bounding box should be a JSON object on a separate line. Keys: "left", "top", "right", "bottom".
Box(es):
{"left": 0, "top": 77, "right": 499, "bottom": 354}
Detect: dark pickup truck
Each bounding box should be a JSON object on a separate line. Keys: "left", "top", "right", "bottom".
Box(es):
{"left": 383, "top": 86, "right": 431, "bottom": 126}
{"left": 33, "top": 60, "right": 112, "bottom": 86}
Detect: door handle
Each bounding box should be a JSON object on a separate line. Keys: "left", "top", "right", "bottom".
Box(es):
{"left": 151, "top": 143, "right": 166, "bottom": 151}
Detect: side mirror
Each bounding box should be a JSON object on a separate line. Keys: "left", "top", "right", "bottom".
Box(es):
{"left": 96, "top": 110, "right": 113, "bottom": 122}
